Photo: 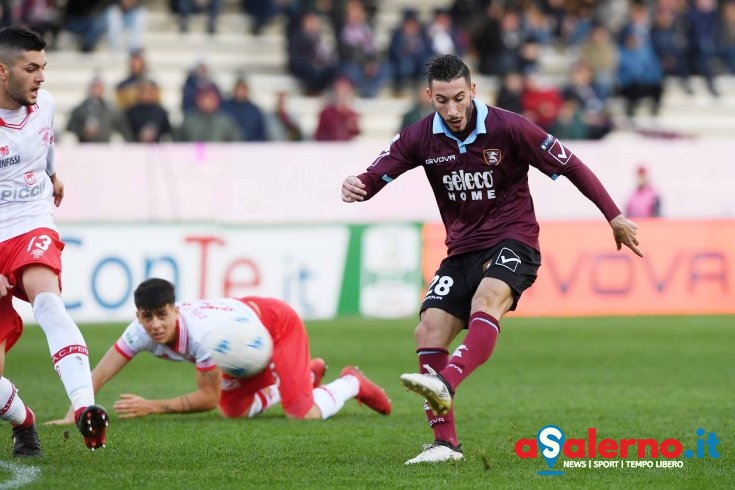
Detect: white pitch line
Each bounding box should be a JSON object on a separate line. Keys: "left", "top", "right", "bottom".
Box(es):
{"left": 0, "top": 461, "right": 40, "bottom": 489}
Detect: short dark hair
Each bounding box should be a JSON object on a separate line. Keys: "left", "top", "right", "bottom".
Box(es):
{"left": 425, "top": 54, "right": 471, "bottom": 85}
{"left": 0, "top": 26, "right": 46, "bottom": 62}
{"left": 134, "top": 278, "right": 176, "bottom": 311}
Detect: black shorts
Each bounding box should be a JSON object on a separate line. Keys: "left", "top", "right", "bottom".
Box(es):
{"left": 420, "top": 239, "right": 541, "bottom": 324}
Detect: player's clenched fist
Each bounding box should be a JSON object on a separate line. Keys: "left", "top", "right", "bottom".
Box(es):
{"left": 341, "top": 175, "right": 366, "bottom": 202}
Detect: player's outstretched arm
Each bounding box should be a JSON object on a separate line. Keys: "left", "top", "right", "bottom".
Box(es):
{"left": 609, "top": 214, "right": 644, "bottom": 258}
{"left": 341, "top": 175, "right": 367, "bottom": 202}
{"left": 113, "top": 368, "right": 222, "bottom": 418}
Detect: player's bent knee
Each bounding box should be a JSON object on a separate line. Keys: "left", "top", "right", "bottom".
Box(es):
{"left": 414, "top": 322, "right": 452, "bottom": 348}
{"left": 218, "top": 405, "right": 246, "bottom": 418}
{"left": 286, "top": 404, "right": 322, "bottom": 420}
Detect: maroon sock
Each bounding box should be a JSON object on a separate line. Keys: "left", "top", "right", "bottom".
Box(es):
{"left": 418, "top": 348, "right": 458, "bottom": 446}
{"left": 441, "top": 312, "right": 500, "bottom": 390}
{"left": 74, "top": 406, "right": 86, "bottom": 422}
{"left": 17, "top": 407, "right": 35, "bottom": 429}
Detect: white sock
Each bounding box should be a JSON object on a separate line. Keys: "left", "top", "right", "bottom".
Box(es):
{"left": 0, "top": 377, "right": 30, "bottom": 426}
{"left": 33, "top": 292, "right": 95, "bottom": 410}
{"left": 247, "top": 385, "right": 281, "bottom": 418}
{"left": 312, "top": 375, "right": 359, "bottom": 420}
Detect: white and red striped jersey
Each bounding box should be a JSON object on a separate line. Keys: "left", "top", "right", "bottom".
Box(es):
{"left": 114, "top": 298, "right": 263, "bottom": 372}
{"left": 0, "top": 89, "right": 56, "bottom": 242}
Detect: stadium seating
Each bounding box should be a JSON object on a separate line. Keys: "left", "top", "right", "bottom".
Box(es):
{"left": 44, "top": 0, "right": 735, "bottom": 143}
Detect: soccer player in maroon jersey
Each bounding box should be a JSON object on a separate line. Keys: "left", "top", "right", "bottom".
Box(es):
{"left": 341, "top": 54, "right": 643, "bottom": 464}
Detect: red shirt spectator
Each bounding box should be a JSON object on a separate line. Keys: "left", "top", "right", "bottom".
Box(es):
{"left": 314, "top": 77, "right": 360, "bottom": 141}
{"left": 521, "top": 71, "right": 563, "bottom": 131}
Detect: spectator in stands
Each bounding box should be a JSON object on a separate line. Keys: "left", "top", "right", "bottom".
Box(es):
{"left": 328, "top": 0, "right": 378, "bottom": 41}
{"left": 125, "top": 79, "right": 173, "bottom": 143}
{"left": 287, "top": 10, "right": 338, "bottom": 96}
{"left": 520, "top": 69, "right": 563, "bottom": 131}
{"left": 177, "top": 86, "right": 241, "bottom": 142}
{"left": 106, "top": 0, "right": 147, "bottom": 54}
{"left": 265, "top": 91, "right": 303, "bottom": 142}
{"left": 387, "top": 8, "right": 432, "bottom": 97}
{"left": 650, "top": 3, "right": 692, "bottom": 94}
{"left": 221, "top": 77, "right": 268, "bottom": 142}
{"left": 62, "top": 0, "right": 108, "bottom": 53}
{"left": 540, "top": 0, "right": 566, "bottom": 39}
{"left": 578, "top": 23, "right": 618, "bottom": 101}
{"left": 116, "top": 48, "right": 159, "bottom": 111}
{"left": 686, "top": 0, "right": 720, "bottom": 96}
{"left": 241, "top": 0, "right": 279, "bottom": 36}
{"left": 558, "top": 2, "right": 595, "bottom": 46}
{"left": 66, "top": 76, "right": 131, "bottom": 143}
{"left": 314, "top": 76, "right": 360, "bottom": 141}
{"left": 616, "top": 30, "right": 664, "bottom": 119}
{"left": 427, "top": 8, "right": 466, "bottom": 56}
{"left": 720, "top": 0, "right": 735, "bottom": 74}
{"left": 471, "top": 5, "right": 524, "bottom": 77}
{"left": 398, "top": 84, "right": 434, "bottom": 131}
{"left": 18, "top": 0, "right": 62, "bottom": 50}
{"left": 337, "top": 0, "right": 389, "bottom": 98}
{"left": 521, "top": 2, "right": 552, "bottom": 46}
{"left": 0, "top": 0, "right": 12, "bottom": 29}
{"left": 181, "top": 60, "right": 221, "bottom": 114}
{"left": 171, "top": 0, "right": 221, "bottom": 34}
{"left": 494, "top": 71, "right": 524, "bottom": 115}
{"left": 619, "top": 1, "right": 652, "bottom": 47}
{"left": 549, "top": 96, "right": 588, "bottom": 140}
{"left": 625, "top": 166, "right": 661, "bottom": 218}
{"left": 446, "top": 0, "right": 478, "bottom": 35}
{"left": 562, "top": 61, "right": 613, "bottom": 140}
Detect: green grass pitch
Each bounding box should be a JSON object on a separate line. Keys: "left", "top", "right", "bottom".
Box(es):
{"left": 2, "top": 315, "right": 733, "bottom": 489}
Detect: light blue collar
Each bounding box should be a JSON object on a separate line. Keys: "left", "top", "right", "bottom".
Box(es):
{"left": 431, "top": 99, "right": 487, "bottom": 154}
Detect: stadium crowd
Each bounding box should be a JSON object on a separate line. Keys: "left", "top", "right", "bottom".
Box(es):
{"left": 2, "top": 0, "right": 733, "bottom": 142}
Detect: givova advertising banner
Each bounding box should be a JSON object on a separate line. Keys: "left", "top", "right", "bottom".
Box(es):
{"left": 422, "top": 219, "right": 735, "bottom": 316}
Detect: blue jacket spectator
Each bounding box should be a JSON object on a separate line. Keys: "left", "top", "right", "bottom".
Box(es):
{"left": 686, "top": 0, "right": 720, "bottom": 95}
{"left": 617, "top": 32, "right": 664, "bottom": 118}
{"left": 387, "top": 9, "right": 432, "bottom": 96}
{"left": 222, "top": 78, "right": 268, "bottom": 142}
{"left": 337, "top": 0, "right": 389, "bottom": 98}
{"left": 650, "top": 5, "right": 691, "bottom": 92}
{"left": 63, "top": 0, "right": 108, "bottom": 53}
{"left": 182, "top": 60, "right": 222, "bottom": 114}
{"left": 287, "top": 10, "right": 338, "bottom": 95}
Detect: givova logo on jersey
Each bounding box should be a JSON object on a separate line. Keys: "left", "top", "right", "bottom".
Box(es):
{"left": 442, "top": 169, "right": 497, "bottom": 202}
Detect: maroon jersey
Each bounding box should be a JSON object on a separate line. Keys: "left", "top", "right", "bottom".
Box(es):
{"left": 357, "top": 102, "right": 621, "bottom": 256}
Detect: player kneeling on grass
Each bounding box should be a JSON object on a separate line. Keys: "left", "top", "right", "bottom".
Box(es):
{"left": 50, "top": 278, "right": 391, "bottom": 425}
